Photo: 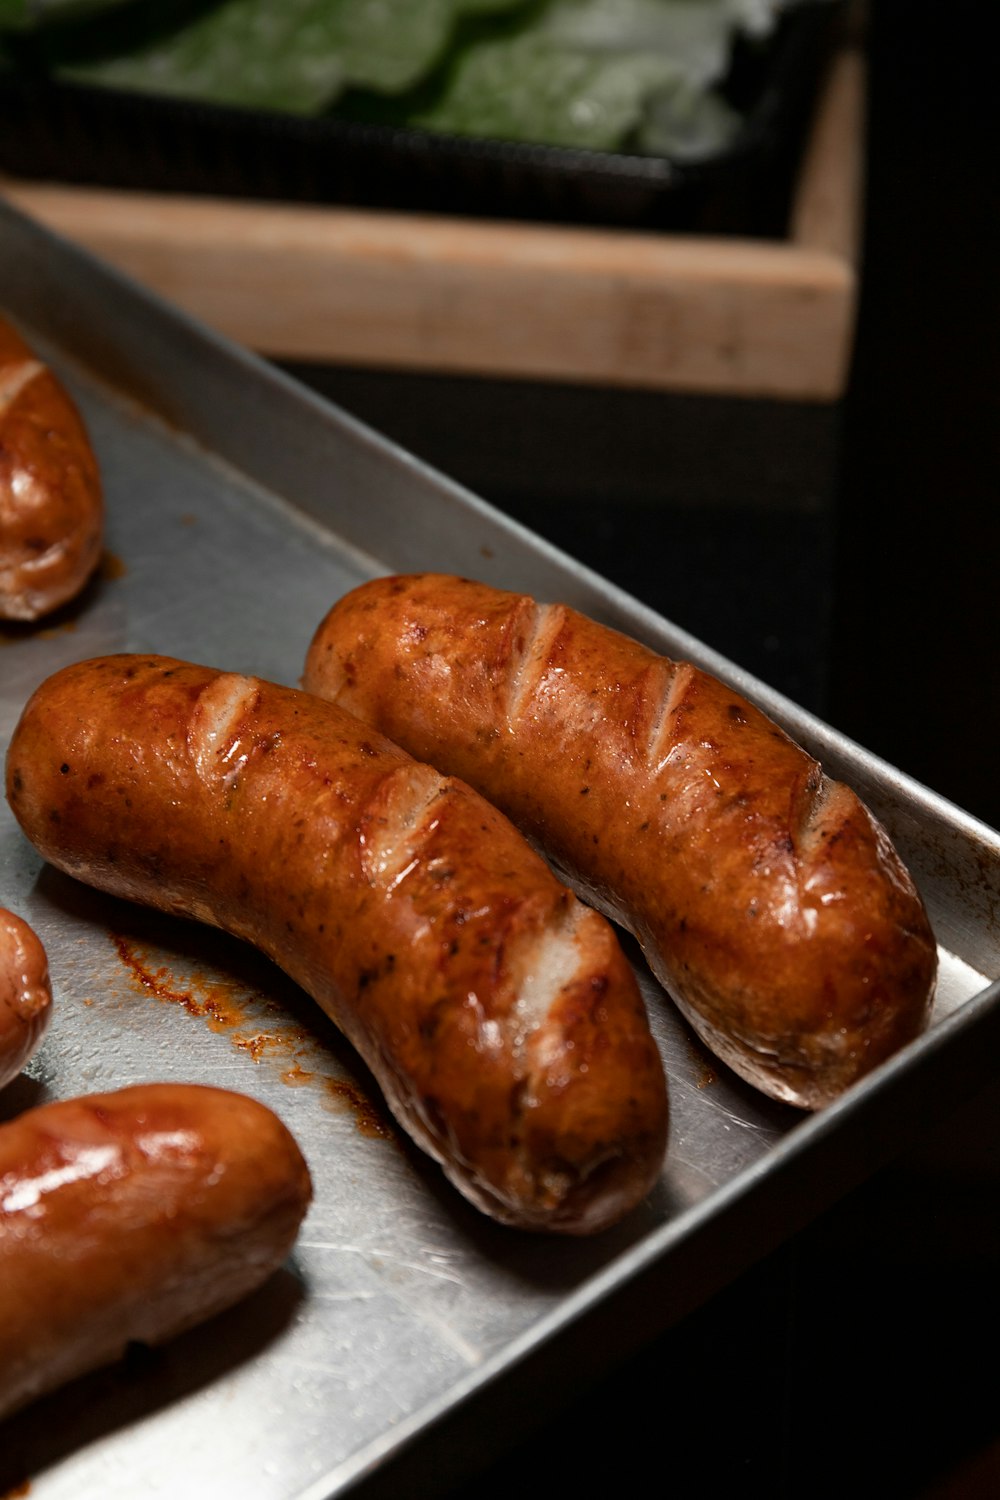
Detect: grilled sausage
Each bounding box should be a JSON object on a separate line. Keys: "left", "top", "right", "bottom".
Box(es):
{"left": 0, "top": 907, "right": 52, "bottom": 1091}
{"left": 5, "top": 655, "right": 668, "bottom": 1234}
{"left": 0, "top": 1082, "right": 312, "bottom": 1422}
{"left": 303, "top": 573, "right": 939, "bottom": 1110}
{"left": 0, "top": 312, "right": 103, "bottom": 621}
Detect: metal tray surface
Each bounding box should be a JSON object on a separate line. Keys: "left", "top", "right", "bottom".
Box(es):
{"left": 2, "top": 199, "right": 999, "bottom": 1500}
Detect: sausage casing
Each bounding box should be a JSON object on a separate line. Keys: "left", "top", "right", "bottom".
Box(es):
{"left": 0, "top": 313, "right": 103, "bottom": 621}
{"left": 303, "top": 573, "right": 939, "bottom": 1110}
{"left": 0, "top": 1082, "right": 312, "bottom": 1421}
{"left": 0, "top": 907, "right": 52, "bottom": 1091}
{"left": 5, "top": 655, "right": 668, "bottom": 1234}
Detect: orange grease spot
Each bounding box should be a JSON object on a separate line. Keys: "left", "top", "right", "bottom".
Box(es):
{"left": 681, "top": 1031, "right": 718, "bottom": 1089}
{"left": 282, "top": 1062, "right": 314, "bottom": 1087}
{"left": 99, "top": 549, "right": 127, "bottom": 580}
{"left": 110, "top": 933, "right": 243, "bottom": 1031}
{"left": 109, "top": 932, "right": 394, "bottom": 1139}
{"left": 323, "top": 1077, "right": 395, "bottom": 1139}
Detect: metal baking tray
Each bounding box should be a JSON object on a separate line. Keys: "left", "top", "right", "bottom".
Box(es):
{"left": 1, "top": 196, "right": 999, "bottom": 1500}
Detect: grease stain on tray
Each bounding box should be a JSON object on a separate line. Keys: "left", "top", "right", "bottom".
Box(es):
{"left": 109, "top": 930, "right": 395, "bottom": 1140}
{"left": 689, "top": 1047, "right": 719, "bottom": 1090}
{"left": 99, "top": 549, "right": 127, "bottom": 581}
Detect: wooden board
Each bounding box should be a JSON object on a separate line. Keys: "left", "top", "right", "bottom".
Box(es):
{"left": 0, "top": 43, "right": 864, "bottom": 399}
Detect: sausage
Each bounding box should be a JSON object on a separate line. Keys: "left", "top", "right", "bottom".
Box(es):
{"left": 0, "top": 312, "right": 104, "bottom": 621}
{"left": 302, "top": 573, "right": 939, "bottom": 1110}
{"left": 5, "top": 655, "right": 668, "bottom": 1234}
{"left": 0, "top": 1082, "right": 312, "bottom": 1422}
{"left": 0, "top": 907, "right": 52, "bottom": 1091}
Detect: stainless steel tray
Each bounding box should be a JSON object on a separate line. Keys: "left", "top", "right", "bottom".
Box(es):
{"left": 2, "top": 198, "right": 999, "bottom": 1500}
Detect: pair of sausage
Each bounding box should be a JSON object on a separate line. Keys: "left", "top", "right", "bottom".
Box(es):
{"left": 4, "top": 568, "right": 941, "bottom": 1234}
{"left": 6, "top": 561, "right": 940, "bottom": 1235}
{"left": 0, "top": 312, "right": 103, "bottom": 622}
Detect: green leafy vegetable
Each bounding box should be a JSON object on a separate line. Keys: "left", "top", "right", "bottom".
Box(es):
{"left": 541, "top": 0, "right": 735, "bottom": 85}
{"left": 0, "top": 0, "right": 823, "bottom": 157}
{"left": 56, "top": 0, "right": 530, "bottom": 114}
{"left": 410, "top": 0, "right": 762, "bottom": 152}
{"left": 412, "top": 32, "right": 685, "bottom": 152}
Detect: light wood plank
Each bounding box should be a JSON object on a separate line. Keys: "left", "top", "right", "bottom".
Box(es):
{"left": 791, "top": 45, "right": 866, "bottom": 264}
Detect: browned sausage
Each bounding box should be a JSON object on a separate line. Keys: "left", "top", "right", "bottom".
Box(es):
{"left": 0, "top": 313, "right": 104, "bottom": 621}
{"left": 5, "top": 655, "right": 668, "bottom": 1234}
{"left": 0, "top": 906, "right": 52, "bottom": 1091}
{"left": 0, "top": 1082, "right": 312, "bottom": 1422}
{"left": 303, "top": 573, "right": 939, "bottom": 1110}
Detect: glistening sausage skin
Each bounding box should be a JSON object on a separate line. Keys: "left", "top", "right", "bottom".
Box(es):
{"left": 303, "top": 573, "right": 939, "bottom": 1110}
{"left": 0, "top": 312, "right": 104, "bottom": 621}
{"left": 5, "top": 655, "right": 668, "bottom": 1234}
{"left": 0, "top": 1083, "right": 312, "bottom": 1421}
{"left": 0, "top": 907, "right": 52, "bottom": 1091}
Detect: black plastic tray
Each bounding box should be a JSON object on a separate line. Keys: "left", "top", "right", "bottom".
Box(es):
{"left": 0, "top": 1, "right": 841, "bottom": 234}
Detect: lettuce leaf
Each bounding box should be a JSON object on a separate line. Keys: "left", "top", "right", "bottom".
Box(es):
{"left": 412, "top": 31, "right": 686, "bottom": 152}
{"left": 28, "top": 0, "right": 817, "bottom": 156}
{"left": 56, "top": 0, "right": 530, "bottom": 114}
{"left": 408, "top": 0, "right": 753, "bottom": 153}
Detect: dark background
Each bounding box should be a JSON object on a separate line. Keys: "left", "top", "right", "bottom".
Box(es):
{"left": 282, "top": 2, "right": 1000, "bottom": 1495}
